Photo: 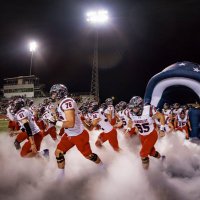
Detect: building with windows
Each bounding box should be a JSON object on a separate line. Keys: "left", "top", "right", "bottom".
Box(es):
{"left": 3, "top": 75, "right": 46, "bottom": 98}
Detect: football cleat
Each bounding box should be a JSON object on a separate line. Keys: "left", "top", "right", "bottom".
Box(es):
{"left": 14, "top": 140, "right": 21, "bottom": 150}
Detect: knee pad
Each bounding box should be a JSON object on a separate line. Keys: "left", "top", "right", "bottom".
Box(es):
{"left": 141, "top": 157, "right": 149, "bottom": 164}
{"left": 88, "top": 153, "right": 98, "bottom": 162}
{"left": 56, "top": 152, "right": 65, "bottom": 163}
{"left": 153, "top": 151, "right": 160, "bottom": 158}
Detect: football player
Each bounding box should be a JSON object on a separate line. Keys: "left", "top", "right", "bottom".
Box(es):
{"left": 104, "top": 98, "right": 116, "bottom": 126}
{"left": 42, "top": 110, "right": 58, "bottom": 141}
{"left": 174, "top": 110, "right": 192, "bottom": 139}
{"left": 50, "top": 84, "right": 103, "bottom": 179}
{"left": 87, "top": 101, "right": 121, "bottom": 152}
{"left": 128, "top": 96, "right": 166, "bottom": 169}
{"left": 115, "top": 101, "right": 136, "bottom": 137}
{"left": 161, "top": 103, "right": 174, "bottom": 132}
{"left": 11, "top": 98, "right": 48, "bottom": 158}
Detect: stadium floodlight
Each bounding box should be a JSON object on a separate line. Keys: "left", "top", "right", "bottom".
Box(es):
{"left": 86, "top": 9, "right": 109, "bottom": 102}
{"left": 29, "top": 41, "right": 38, "bottom": 75}
{"left": 86, "top": 9, "right": 109, "bottom": 24}
{"left": 29, "top": 41, "right": 37, "bottom": 52}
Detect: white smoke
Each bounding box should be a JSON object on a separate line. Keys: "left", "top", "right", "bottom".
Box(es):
{"left": 0, "top": 130, "right": 200, "bottom": 200}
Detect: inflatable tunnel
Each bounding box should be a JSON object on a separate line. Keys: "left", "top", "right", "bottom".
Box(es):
{"left": 144, "top": 61, "right": 200, "bottom": 138}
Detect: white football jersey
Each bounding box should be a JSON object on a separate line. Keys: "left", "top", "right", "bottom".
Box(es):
{"left": 6, "top": 106, "right": 15, "bottom": 121}
{"left": 173, "top": 108, "right": 182, "bottom": 116}
{"left": 162, "top": 109, "right": 172, "bottom": 124}
{"left": 129, "top": 105, "right": 156, "bottom": 136}
{"left": 42, "top": 111, "right": 56, "bottom": 129}
{"left": 104, "top": 105, "right": 115, "bottom": 119}
{"left": 91, "top": 110, "right": 113, "bottom": 133}
{"left": 99, "top": 107, "right": 105, "bottom": 114}
{"left": 162, "top": 109, "right": 172, "bottom": 116}
{"left": 57, "top": 97, "right": 84, "bottom": 136}
{"left": 15, "top": 108, "right": 40, "bottom": 135}
{"left": 117, "top": 108, "right": 130, "bottom": 129}
{"left": 185, "top": 109, "right": 189, "bottom": 116}
{"left": 177, "top": 115, "right": 188, "bottom": 128}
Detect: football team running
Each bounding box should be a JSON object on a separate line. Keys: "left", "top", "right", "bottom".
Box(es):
{"left": 6, "top": 83, "right": 193, "bottom": 178}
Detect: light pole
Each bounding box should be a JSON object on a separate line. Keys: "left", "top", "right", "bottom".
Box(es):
{"left": 86, "top": 9, "right": 109, "bottom": 102}
{"left": 29, "top": 41, "right": 37, "bottom": 76}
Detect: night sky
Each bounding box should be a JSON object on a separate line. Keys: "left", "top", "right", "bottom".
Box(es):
{"left": 1, "top": 0, "right": 200, "bottom": 102}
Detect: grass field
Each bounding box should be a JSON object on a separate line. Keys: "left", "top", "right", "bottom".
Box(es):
{"left": 0, "top": 120, "right": 8, "bottom": 133}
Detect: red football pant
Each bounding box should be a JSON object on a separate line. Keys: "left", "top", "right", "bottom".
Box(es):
{"left": 139, "top": 129, "right": 158, "bottom": 158}
{"left": 20, "top": 132, "right": 43, "bottom": 157}
{"left": 96, "top": 128, "right": 120, "bottom": 151}
{"left": 16, "top": 131, "right": 28, "bottom": 143}
{"left": 43, "top": 126, "right": 57, "bottom": 140}
{"left": 59, "top": 127, "right": 64, "bottom": 136}
{"left": 111, "top": 118, "right": 116, "bottom": 126}
{"left": 57, "top": 130, "right": 92, "bottom": 157}
{"left": 177, "top": 126, "right": 189, "bottom": 138}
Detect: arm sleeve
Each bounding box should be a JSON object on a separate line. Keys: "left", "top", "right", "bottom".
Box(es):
{"left": 23, "top": 122, "right": 33, "bottom": 137}
{"left": 6, "top": 107, "right": 15, "bottom": 121}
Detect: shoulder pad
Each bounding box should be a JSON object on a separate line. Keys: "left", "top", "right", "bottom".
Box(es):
{"left": 60, "top": 98, "right": 75, "bottom": 111}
